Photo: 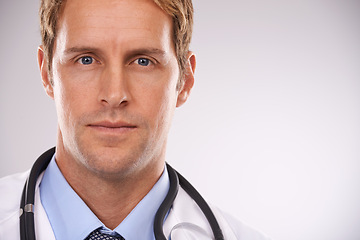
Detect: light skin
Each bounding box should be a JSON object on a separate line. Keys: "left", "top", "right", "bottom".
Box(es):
{"left": 38, "top": 0, "right": 195, "bottom": 229}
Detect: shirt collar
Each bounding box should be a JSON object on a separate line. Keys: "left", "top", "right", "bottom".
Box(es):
{"left": 115, "top": 164, "right": 169, "bottom": 240}
{"left": 40, "top": 154, "right": 170, "bottom": 240}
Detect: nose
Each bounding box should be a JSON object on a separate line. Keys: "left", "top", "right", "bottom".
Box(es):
{"left": 98, "top": 65, "right": 130, "bottom": 107}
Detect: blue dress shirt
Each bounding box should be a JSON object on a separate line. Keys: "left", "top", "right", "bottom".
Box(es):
{"left": 40, "top": 155, "right": 170, "bottom": 240}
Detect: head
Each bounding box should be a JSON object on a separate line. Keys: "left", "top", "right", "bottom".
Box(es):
{"left": 37, "top": 0, "right": 196, "bottom": 181}
{"left": 39, "top": 0, "right": 193, "bottom": 88}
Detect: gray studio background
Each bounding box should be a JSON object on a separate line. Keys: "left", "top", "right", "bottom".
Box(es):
{"left": 1, "top": 1, "right": 359, "bottom": 240}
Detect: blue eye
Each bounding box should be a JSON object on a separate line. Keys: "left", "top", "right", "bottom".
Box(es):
{"left": 137, "top": 58, "right": 150, "bottom": 66}
{"left": 80, "top": 56, "right": 93, "bottom": 65}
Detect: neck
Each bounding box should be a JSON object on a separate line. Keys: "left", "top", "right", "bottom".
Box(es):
{"left": 55, "top": 142, "right": 165, "bottom": 229}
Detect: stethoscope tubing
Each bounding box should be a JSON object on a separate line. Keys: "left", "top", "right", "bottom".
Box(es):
{"left": 153, "top": 163, "right": 179, "bottom": 240}
{"left": 20, "top": 148, "right": 224, "bottom": 240}
{"left": 175, "top": 169, "right": 224, "bottom": 240}
{"left": 20, "top": 147, "right": 55, "bottom": 240}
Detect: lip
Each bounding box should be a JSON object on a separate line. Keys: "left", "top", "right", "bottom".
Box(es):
{"left": 87, "top": 121, "right": 137, "bottom": 133}
{"left": 88, "top": 120, "right": 136, "bottom": 128}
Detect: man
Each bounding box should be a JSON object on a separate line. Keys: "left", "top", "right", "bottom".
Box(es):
{"left": 0, "top": 0, "right": 270, "bottom": 239}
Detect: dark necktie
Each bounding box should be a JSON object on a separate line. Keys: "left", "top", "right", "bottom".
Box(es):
{"left": 85, "top": 228, "right": 125, "bottom": 240}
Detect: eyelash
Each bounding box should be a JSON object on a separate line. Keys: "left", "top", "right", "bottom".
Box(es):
{"left": 75, "top": 56, "right": 156, "bottom": 67}
{"left": 77, "top": 56, "right": 94, "bottom": 65}
{"left": 134, "top": 57, "right": 154, "bottom": 67}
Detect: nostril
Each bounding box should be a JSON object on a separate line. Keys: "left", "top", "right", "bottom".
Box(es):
{"left": 98, "top": 68, "right": 130, "bottom": 107}
{"left": 100, "top": 91, "right": 129, "bottom": 107}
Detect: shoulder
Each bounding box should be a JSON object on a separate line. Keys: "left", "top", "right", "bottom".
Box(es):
{"left": 0, "top": 171, "right": 29, "bottom": 223}
{"left": 211, "top": 206, "right": 272, "bottom": 240}
{"left": 169, "top": 186, "right": 271, "bottom": 240}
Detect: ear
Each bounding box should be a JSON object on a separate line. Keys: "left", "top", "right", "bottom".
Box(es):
{"left": 38, "top": 46, "right": 54, "bottom": 99}
{"left": 176, "top": 52, "right": 196, "bottom": 107}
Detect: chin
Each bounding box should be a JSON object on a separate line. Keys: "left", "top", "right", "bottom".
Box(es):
{"left": 79, "top": 146, "right": 146, "bottom": 177}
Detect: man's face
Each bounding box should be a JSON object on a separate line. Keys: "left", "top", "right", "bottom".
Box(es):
{"left": 40, "top": 0, "right": 194, "bottom": 177}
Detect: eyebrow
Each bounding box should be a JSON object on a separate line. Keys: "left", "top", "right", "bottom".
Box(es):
{"left": 64, "top": 47, "right": 100, "bottom": 55}
{"left": 64, "top": 47, "right": 167, "bottom": 58}
{"left": 128, "top": 48, "right": 167, "bottom": 58}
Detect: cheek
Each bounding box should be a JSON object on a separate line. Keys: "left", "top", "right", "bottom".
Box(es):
{"left": 146, "top": 86, "right": 177, "bottom": 133}
{"left": 132, "top": 66, "right": 179, "bottom": 119}
{"left": 55, "top": 62, "right": 96, "bottom": 102}
{"left": 52, "top": 70, "right": 85, "bottom": 129}
{"left": 53, "top": 83, "right": 74, "bottom": 135}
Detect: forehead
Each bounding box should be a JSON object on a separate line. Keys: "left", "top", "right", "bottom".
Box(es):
{"left": 56, "top": 0, "right": 174, "bottom": 53}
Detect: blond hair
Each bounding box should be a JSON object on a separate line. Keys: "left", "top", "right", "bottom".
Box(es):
{"left": 39, "top": 0, "right": 194, "bottom": 86}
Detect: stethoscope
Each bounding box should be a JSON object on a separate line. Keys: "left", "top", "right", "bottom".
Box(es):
{"left": 20, "top": 147, "right": 224, "bottom": 240}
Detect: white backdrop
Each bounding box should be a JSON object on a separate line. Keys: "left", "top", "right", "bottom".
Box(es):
{"left": 1, "top": 1, "right": 359, "bottom": 240}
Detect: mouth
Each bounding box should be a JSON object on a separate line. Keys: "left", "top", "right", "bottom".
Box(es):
{"left": 87, "top": 121, "right": 137, "bottom": 133}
